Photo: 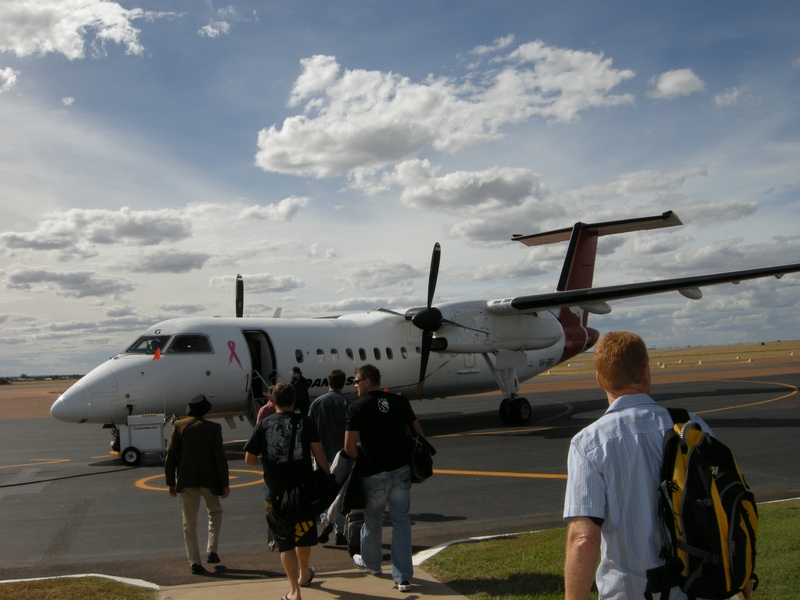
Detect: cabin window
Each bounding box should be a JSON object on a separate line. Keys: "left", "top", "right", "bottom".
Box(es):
{"left": 415, "top": 346, "right": 421, "bottom": 355}
{"left": 359, "top": 348, "right": 367, "bottom": 361}
{"left": 346, "top": 348, "right": 354, "bottom": 361}
{"left": 331, "top": 349, "right": 339, "bottom": 362}
{"left": 386, "top": 347, "right": 393, "bottom": 359}
{"left": 166, "top": 334, "right": 212, "bottom": 354}
{"left": 125, "top": 335, "right": 171, "bottom": 355}
{"left": 317, "top": 349, "right": 325, "bottom": 363}
{"left": 295, "top": 349, "right": 304, "bottom": 363}
{"left": 374, "top": 347, "right": 381, "bottom": 360}
{"left": 401, "top": 347, "right": 408, "bottom": 359}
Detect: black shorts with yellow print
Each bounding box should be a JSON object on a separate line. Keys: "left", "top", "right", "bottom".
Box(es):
{"left": 265, "top": 500, "right": 319, "bottom": 553}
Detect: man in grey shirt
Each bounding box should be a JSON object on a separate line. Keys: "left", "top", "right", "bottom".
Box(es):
{"left": 308, "top": 369, "right": 351, "bottom": 545}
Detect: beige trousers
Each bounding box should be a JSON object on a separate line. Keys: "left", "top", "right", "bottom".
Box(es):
{"left": 179, "top": 487, "right": 222, "bottom": 566}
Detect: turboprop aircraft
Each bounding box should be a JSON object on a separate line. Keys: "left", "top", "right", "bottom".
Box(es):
{"left": 51, "top": 211, "right": 800, "bottom": 443}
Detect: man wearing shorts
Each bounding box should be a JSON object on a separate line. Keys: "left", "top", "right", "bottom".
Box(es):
{"left": 245, "top": 382, "right": 330, "bottom": 600}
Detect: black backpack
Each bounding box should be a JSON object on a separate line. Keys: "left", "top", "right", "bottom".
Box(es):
{"left": 645, "top": 408, "right": 758, "bottom": 600}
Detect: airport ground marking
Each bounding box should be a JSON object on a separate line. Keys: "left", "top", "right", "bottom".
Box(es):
{"left": 0, "top": 458, "right": 70, "bottom": 470}
{"left": 695, "top": 380, "right": 798, "bottom": 415}
{"left": 135, "top": 468, "right": 263, "bottom": 491}
{"left": 433, "top": 468, "right": 567, "bottom": 480}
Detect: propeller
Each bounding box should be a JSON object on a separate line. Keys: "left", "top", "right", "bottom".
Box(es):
{"left": 413, "top": 243, "right": 442, "bottom": 396}
{"left": 236, "top": 274, "right": 244, "bottom": 318}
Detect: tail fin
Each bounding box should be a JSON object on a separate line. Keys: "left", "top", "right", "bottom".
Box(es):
{"left": 513, "top": 211, "right": 682, "bottom": 355}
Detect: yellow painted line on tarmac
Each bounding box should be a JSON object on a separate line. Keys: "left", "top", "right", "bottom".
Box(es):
{"left": 468, "top": 426, "right": 555, "bottom": 436}
{"left": 434, "top": 468, "right": 567, "bottom": 480}
{"left": 695, "top": 380, "right": 799, "bottom": 415}
{"left": 135, "top": 468, "right": 264, "bottom": 491}
{"left": 0, "top": 458, "right": 71, "bottom": 469}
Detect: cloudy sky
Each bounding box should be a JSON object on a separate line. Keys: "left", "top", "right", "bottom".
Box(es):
{"left": 2, "top": 1, "right": 800, "bottom": 375}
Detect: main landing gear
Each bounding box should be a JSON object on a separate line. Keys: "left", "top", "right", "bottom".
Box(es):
{"left": 499, "top": 396, "right": 531, "bottom": 424}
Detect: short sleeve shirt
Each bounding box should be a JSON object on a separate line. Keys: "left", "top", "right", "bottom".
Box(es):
{"left": 563, "top": 394, "right": 711, "bottom": 600}
{"left": 346, "top": 390, "right": 417, "bottom": 477}
{"left": 243, "top": 411, "right": 321, "bottom": 500}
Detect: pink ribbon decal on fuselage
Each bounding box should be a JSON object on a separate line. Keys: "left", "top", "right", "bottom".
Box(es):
{"left": 228, "top": 340, "right": 243, "bottom": 369}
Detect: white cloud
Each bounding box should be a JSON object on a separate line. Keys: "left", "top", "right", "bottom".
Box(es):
{"left": 255, "top": 41, "right": 635, "bottom": 178}
{"left": 0, "top": 67, "right": 18, "bottom": 92}
{"left": 128, "top": 250, "right": 209, "bottom": 274}
{"left": 0, "top": 0, "right": 152, "bottom": 59}
{"left": 343, "top": 261, "right": 423, "bottom": 291}
{"left": 198, "top": 21, "right": 230, "bottom": 38}
{"left": 632, "top": 233, "right": 694, "bottom": 255}
{"left": 646, "top": 68, "right": 706, "bottom": 100}
{"left": 237, "top": 196, "right": 310, "bottom": 221}
{"left": 155, "top": 303, "right": 206, "bottom": 314}
{"left": 62, "top": 96, "right": 75, "bottom": 106}
{"left": 4, "top": 266, "right": 136, "bottom": 298}
{"left": 471, "top": 34, "right": 516, "bottom": 56}
{"left": 714, "top": 87, "right": 739, "bottom": 107}
{"left": 793, "top": 57, "right": 800, "bottom": 68}
{"left": 666, "top": 196, "right": 758, "bottom": 225}
{"left": 0, "top": 207, "right": 192, "bottom": 260}
{"left": 379, "top": 159, "right": 547, "bottom": 212}
{"left": 564, "top": 165, "right": 708, "bottom": 202}
{"left": 209, "top": 273, "right": 305, "bottom": 294}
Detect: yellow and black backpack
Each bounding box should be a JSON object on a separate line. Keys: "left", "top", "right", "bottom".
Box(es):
{"left": 645, "top": 408, "right": 758, "bottom": 600}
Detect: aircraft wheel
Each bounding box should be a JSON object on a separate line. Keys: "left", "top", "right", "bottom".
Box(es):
{"left": 499, "top": 399, "right": 514, "bottom": 424}
{"left": 121, "top": 446, "right": 141, "bottom": 467}
{"left": 511, "top": 398, "right": 532, "bottom": 424}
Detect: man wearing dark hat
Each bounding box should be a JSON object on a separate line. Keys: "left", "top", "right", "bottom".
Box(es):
{"left": 165, "top": 394, "right": 230, "bottom": 575}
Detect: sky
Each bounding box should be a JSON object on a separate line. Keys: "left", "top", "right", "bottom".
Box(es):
{"left": 1, "top": 1, "right": 800, "bottom": 375}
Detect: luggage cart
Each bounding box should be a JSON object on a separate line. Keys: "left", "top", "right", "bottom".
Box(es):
{"left": 117, "top": 414, "right": 174, "bottom": 466}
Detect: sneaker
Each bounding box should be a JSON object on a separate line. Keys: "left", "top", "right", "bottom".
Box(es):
{"left": 353, "top": 553, "right": 382, "bottom": 575}
{"left": 396, "top": 580, "right": 412, "bottom": 592}
{"left": 206, "top": 552, "right": 220, "bottom": 564}
{"left": 190, "top": 563, "right": 207, "bottom": 575}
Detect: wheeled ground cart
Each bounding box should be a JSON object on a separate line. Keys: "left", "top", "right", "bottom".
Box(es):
{"left": 116, "top": 414, "right": 174, "bottom": 466}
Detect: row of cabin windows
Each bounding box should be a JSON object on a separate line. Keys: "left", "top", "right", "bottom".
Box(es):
{"left": 295, "top": 346, "right": 421, "bottom": 364}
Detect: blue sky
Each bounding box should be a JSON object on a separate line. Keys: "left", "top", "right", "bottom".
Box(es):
{"left": 1, "top": 1, "right": 800, "bottom": 374}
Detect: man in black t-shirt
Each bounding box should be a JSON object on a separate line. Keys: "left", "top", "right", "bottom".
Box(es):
{"left": 245, "top": 382, "right": 330, "bottom": 600}
{"left": 290, "top": 366, "right": 311, "bottom": 415}
{"left": 344, "top": 364, "right": 424, "bottom": 594}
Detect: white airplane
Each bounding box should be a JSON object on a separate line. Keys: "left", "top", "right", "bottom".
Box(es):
{"left": 51, "top": 211, "right": 800, "bottom": 446}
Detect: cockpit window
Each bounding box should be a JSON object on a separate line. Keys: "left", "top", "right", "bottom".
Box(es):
{"left": 125, "top": 335, "right": 171, "bottom": 355}
{"left": 166, "top": 335, "right": 213, "bottom": 354}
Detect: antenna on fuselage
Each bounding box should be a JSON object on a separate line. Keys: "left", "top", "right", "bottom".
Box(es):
{"left": 236, "top": 274, "right": 244, "bottom": 318}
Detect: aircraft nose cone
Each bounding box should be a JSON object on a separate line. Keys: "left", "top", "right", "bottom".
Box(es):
{"left": 50, "top": 382, "right": 87, "bottom": 423}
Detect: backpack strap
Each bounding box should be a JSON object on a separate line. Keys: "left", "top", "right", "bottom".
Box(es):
{"left": 666, "top": 407, "right": 690, "bottom": 426}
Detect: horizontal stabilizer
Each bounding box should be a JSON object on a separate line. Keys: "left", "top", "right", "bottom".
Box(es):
{"left": 512, "top": 211, "right": 682, "bottom": 247}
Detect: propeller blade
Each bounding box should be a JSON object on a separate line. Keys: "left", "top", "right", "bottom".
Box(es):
{"left": 427, "top": 243, "right": 441, "bottom": 309}
{"left": 235, "top": 274, "right": 244, "bottom": 318}
{"left": 417, "top": 331, "right": 433, "bottom": 397}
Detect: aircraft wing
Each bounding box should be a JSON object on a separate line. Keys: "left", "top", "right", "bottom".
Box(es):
{"left": 486, "top": 262, "right": 800, "bottom": 315}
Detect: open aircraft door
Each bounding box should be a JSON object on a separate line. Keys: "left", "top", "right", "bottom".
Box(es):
{"left": 243, "top": 330, "right": 277, "bottom": 422}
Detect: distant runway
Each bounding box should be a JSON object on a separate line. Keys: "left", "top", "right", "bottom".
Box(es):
{"left": 1, "top": 365, "right": 799, "bottom": 586}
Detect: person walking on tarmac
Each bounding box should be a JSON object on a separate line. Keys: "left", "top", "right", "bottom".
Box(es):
{"left": 165, "top": 394, "right": 230, "bottom": 575}
{"left": 344, "top": 364, "right": 424, "bottom": 594}
{"left": 290, "top": 366, "right": 311, "bottom": 415}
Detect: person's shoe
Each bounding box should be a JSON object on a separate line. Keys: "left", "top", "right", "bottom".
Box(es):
{"left": 353, "top": 553, "right": 382, "bottom": 575}
{"left": 206, "top": 552, "right": 220, "bottom": 564}
{"left": 396, "top": 580, "right": 412, "bottom": 592}
{"left": 318, "top": 523, "right": 334, "bottom": 543}
{"left": 335, "top": 533, "right": 348, "bottom": 546}
{"left": 190, "top": 563, "right": 207, "bottom": 575}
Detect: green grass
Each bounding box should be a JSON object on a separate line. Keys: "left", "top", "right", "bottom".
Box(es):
{"left": 424, "top": 499, "right": 800, "bottom": 600}
{"left": 0, "top": 576, "right": 157, "bottom": 600}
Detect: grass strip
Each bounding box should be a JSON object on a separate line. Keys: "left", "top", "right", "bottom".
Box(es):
{"left": 424, "top": 499, "right": 800, "bottom": 600}
{"left": 0, "top": 575, "right": 157, "bottom": 600}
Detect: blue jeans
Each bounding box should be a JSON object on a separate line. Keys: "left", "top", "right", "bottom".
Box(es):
{"left": 360, "top": 464, "right": 413, "bottom": 582}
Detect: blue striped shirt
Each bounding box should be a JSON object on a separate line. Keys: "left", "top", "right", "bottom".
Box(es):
{"left": 563, "top": 394, "right": 711, "bottom": 600}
